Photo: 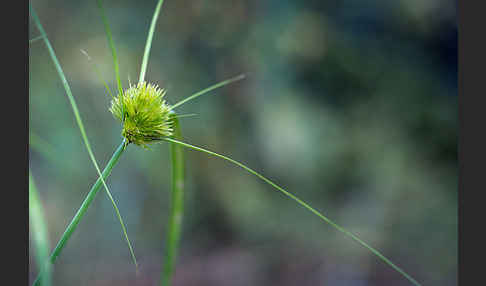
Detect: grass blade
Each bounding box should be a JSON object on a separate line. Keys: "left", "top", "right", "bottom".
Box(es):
{"left": 161, "top": 115, "right": 185, "bottom": 286}
{"left": 96, "top": 0, "right": 123, "bottom": 97}
{"left": 172, "top": 113, "right": 198, "bottom": 119}
{"left": 29, "top": 171, "right": 52, "bottom": 286}
{"left": 170, "top": 74, "right": 246, "bottom": 110}
{"left": 32, "top": 140, "right": 128, "bottom": 286}
{"left": 162, "top": 137, "right": 422, "bottom": 286}
{"left": 139, "top": 0, "right": 165, "bottom": 83}
{"left": 30, "top": 35, "right": 44, "bottom": 44}
{"left": 30, "top": 3, "right": 137, "bottom": 271}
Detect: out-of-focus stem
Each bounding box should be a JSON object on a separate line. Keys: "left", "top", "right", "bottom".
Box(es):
{"left": 161, "top": 114, "right": 185, "bottom": 286}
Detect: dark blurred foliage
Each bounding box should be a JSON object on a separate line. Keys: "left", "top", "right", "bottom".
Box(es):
{"left": 29, "top": 0, "right": 456, "bottom": 285}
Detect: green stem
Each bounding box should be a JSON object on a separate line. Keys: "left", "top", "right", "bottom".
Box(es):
{"left": 32, "top": 140, "right": 127, "bottom": 286}
{"left": 162, "top": 138, "right": 422, "bottom": 286}
{"left": 161, "top": 114, "right": 185, "bottom": 286}
{"left": 139, "top": 0, "right": 165, "bottom": 83}
{"left": 31, "top": 2, "right": 137, "bottom": 269}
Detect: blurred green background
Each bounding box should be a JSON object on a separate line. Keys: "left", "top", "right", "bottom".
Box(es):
{"left": 29, "top": 0, "right": 457, "bottom": 285}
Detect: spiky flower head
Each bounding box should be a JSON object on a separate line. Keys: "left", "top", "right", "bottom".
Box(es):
{"left": 110, "top": 82, "right": 173, "bottom": 147}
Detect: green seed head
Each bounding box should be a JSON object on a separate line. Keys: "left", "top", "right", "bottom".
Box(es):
{"left": 110, "top": 82, "right": 173, "bottom": 147}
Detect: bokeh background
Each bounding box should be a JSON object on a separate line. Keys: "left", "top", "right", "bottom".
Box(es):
{"left": 29, "top": 0, "right": 457, "bottom": 285}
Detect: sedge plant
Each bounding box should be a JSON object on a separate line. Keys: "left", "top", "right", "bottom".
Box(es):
{"left": 29, "top": 0, "right": 422, "bottom": 285}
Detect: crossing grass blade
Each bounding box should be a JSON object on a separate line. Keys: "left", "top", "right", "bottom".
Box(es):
{"left": 32, "top": 140, "right": 129, "bottom": 286}
{"left": 162, "top": 137, "right": 422, "bottom": 286}
{"left": 30, "top": 3, "right": 138, "bottom": 275}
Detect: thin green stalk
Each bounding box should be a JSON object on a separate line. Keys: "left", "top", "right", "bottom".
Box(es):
{"left": 163, "top": 75, "right": 246, "bottom": 286}
{"left": 33, "top": 140, "right": 127, "bottom": 286}
{"left": 161, "top": 115, "right": 185, "bottom": 286}
{"left": 29, "top": 171, "right": 52, "bottom": 286}
{"left": 30, "top": 3, "right": 137, "bottom": 270}
{"left": 162, "top": 138, "right": 422, "bottom": 286}
{"left": 139, "top": 0, "right": 165, "bottom": 83}
{"left": 160, "top": 72, "right": 244, "bottom": 286}
{"left": 132, "top": 1, "right": 181, "bottom": 285}
{"left": 170, "top": 74, "right": 246, "bottom": 110}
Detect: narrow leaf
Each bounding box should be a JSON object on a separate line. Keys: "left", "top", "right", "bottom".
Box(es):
{"left": 172, "top": 113, "right": 198, "bottom": 119}
{"left": 170, "top": 74, "right": 246, "bottom": 110}
{"left": 162, "top": 137, "right": 422, "bottom": 286}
